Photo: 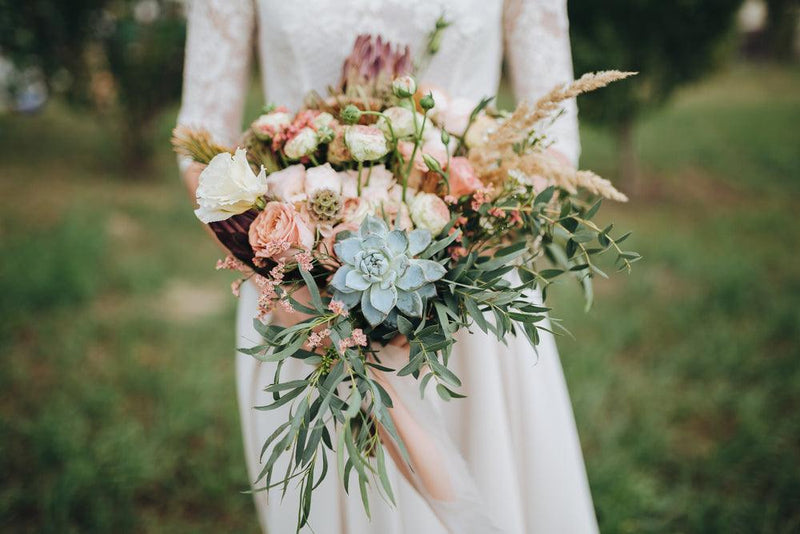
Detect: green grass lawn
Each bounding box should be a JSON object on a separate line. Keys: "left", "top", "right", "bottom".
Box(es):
{"left": 1, "top": 63, "right": 798, "bottom": 533}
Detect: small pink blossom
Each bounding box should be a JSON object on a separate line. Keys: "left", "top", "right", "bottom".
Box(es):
{"left": 450, "top": 246, "right": 468, "bottom": 260}
{"left": 338, "top": 329, "right": 368, "bottom": 353}
{"left": 328, "top": 300, "right": 349, "bottom": 317}
{"left": 509, "top": 210, "right": 523, "bottom": 225}
{"left": 296, "top": 251, "right": 313, "bottom": 271}
{"left": 307, "top": 328, "right": 331, "bottom": 349}
{"left": 351, "top": 328, "right": 367, "bottom": 347}
{"left": 444, "top": 194, "right": 457, "bottom": 204}
{"left": 470, "top": 187, "right": 492, "bottom": 211}
{"left": 216, "top": 255, "right": 249, "bottom": 272}
{"left": 231, "top": 279, "right": 243, "bottom": 297}
{"left": 488, "top": 207, "right": 506, "bottom": 218}
{"left": 278, "top": 299, "right": 295, "bottom": 314}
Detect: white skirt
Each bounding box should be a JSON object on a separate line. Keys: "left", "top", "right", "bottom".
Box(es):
{"left": 235, "top": 280, "right": 599, "bottom": 533}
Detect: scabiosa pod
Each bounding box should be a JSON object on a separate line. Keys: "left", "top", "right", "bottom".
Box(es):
{"left": 330, "top": 215, "right": 445, "bottom": 326}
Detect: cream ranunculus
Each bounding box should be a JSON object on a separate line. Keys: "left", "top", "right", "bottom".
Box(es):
{"left": 410, "top": 192, "right": 450, "bottom": 235}
{"left": 305, "top": 163, "right": 342, "bottom": 196}
{"left": 283, "top": 127, "right": 320, "bottom": 159}
{"left": 376, "top": 106, "right": 422, "bottom": 139}
{"left": 194, "top": 148, "right": 267, "bottom": 223}
{"left": 344, "top": 125, "right": 390, "bottom": 162}
{"left": 265, "top": 164, "right": 306, "bottom": 203}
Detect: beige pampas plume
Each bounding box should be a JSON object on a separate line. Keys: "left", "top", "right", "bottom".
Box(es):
{"left": 171, "top": 125, "right": 230, "bottom": 164}
{"left": 469, "top": 70, "right": 636, "bottom": 202}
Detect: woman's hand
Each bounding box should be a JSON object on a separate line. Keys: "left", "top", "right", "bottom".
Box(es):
{"left": 181, "top": 160, "right": 206, "bottom": 202}
{"left": 181, "top": 161, "right": 232, "bottom": 253}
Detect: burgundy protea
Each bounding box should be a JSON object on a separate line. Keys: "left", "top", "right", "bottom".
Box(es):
{"left": 340, "top": 34, "right": 412, "bottom": 96}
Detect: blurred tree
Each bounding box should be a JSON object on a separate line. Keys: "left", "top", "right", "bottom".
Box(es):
{"left": 0, "top": 0, "right": 185, "bottom": 172}
{"left": 101, "top": 1, "right": 185, "bottom": 170}
{"left": 764, "top": 0, "right": 799, "bottom": 60}
{"left": 0, "top": 0, "right": 106, "bottom": 105}
{"left": 568, "top": 0, "right": 743, "bottom": 188}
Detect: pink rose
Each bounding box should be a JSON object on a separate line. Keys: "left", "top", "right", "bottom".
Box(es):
{"left": 448, "top": 157, "right": 483, "bottom": 197}
{"left": 249, "top": 201, "right": 315, "bottom": 264}
{"left": 266, "top": 164, "right": 306, "bottom": 202}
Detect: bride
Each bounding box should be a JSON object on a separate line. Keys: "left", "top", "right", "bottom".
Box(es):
{"left": 177, "top": 1, "right": 598, "bottom": 532}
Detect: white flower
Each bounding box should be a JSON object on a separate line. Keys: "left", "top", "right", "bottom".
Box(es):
{"left": 410, "top": 192, "right": 450, "bottom": 235}
{"left": 284, "top": 127, "right": 319, "bottom": 159}
{"left": 311, "top": 112, "right": 336, "bottom": 130}
{"left": 305, "top": 163, "right": 342, "bottom": 196}
{"left": 376, "top": 106, "right": 422, "bottom": 139}
{"left": 339, "top": 165, "right": 395, "bottom": 200}
{"left": 194, "top": 148, "right": 267, "bottom": 223}
{"left": 392, "top": 75, "right": 417, "bottom": 98}
{"left": 440, "top": 97, "right": 475, "bottom": 134}
{"left": 252, "top": 111, "right": 292, "bottom": 140}
{"left": 464, "top": 114, "right": 498, "bottom": 149}
{"left": 266, "top": 164, "right": 306, "bottom": 202}
{"left": 344, "top": 125, "right": 390, "bottom": 162}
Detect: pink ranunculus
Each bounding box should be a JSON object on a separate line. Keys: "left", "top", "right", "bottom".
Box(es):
{"left": 249, "top": 201, "right": 315, "bottom": 264}
{"left": 397, "top": 141, "right": 448, "bottom": 191}
{"left": 265, "top": 164, "right": 307, "bottom": 202}
{"left": 448, "top": 157, "right": 483, "bottom": 197}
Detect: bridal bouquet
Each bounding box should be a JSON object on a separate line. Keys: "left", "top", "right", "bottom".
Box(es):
{"left": 174, "top": 34, "right": 636, "bottom": 529}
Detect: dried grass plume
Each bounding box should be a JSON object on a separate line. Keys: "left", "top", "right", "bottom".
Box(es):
{"left": 470, "top": 70, "right": 636, "bottom": 202}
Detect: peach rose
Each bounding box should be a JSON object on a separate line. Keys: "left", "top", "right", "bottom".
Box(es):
{"left": 249, "top": 201, "right": 315, "bottom": 264}
{"left": 448, "top": 157, "right": 483, "bottom": 197}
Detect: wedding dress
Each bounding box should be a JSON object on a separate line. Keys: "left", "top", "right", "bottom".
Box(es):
{"left": 178, "top": 1, "right": 598, "bottom": 532}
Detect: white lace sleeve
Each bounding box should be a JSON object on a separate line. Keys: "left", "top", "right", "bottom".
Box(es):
{"left": 176, "top": 0, "right": 255, "bottom": 154}
{"left": 503, "top": 0, "right": 581, "bottom": 165}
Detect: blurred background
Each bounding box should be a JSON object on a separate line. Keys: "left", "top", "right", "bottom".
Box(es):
{"left": 1, "top": 0, "right": 798, "bottom": 532}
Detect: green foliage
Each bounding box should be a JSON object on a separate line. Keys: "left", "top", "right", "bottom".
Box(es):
{"left": 568, "top": 0, "right": 743, "bottom": 127}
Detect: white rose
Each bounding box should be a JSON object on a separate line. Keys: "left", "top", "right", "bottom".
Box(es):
{"left": 376, "top": 106, "right": 422, "bottom": 139}
{"left": 344, "top": 125, "right": 390, "bottom": 162}
{"left": 194, "top": 148, "right": 267, "bottom": 223}
{"left": 252, "top": 111, "right": 292, "bottom": 140}
{"left": 305, "top": 163, "right": 342, "bottom": 196}
{"left": 284, "top": 127, "right": 319, "bottom": 159}
{"left": 410, "top": 192, "right": 450, "bottom": 235}
{"left": 265, "top": 164, "right": 306, "bottom": 202}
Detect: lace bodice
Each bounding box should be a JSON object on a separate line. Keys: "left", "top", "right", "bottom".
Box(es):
{"left": 177, "top": 0, "right": 580, "bottom": 165}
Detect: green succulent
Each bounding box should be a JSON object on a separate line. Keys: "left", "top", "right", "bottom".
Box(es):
{"left": 330, "top": 216, "right": 446, "bottom": 326}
